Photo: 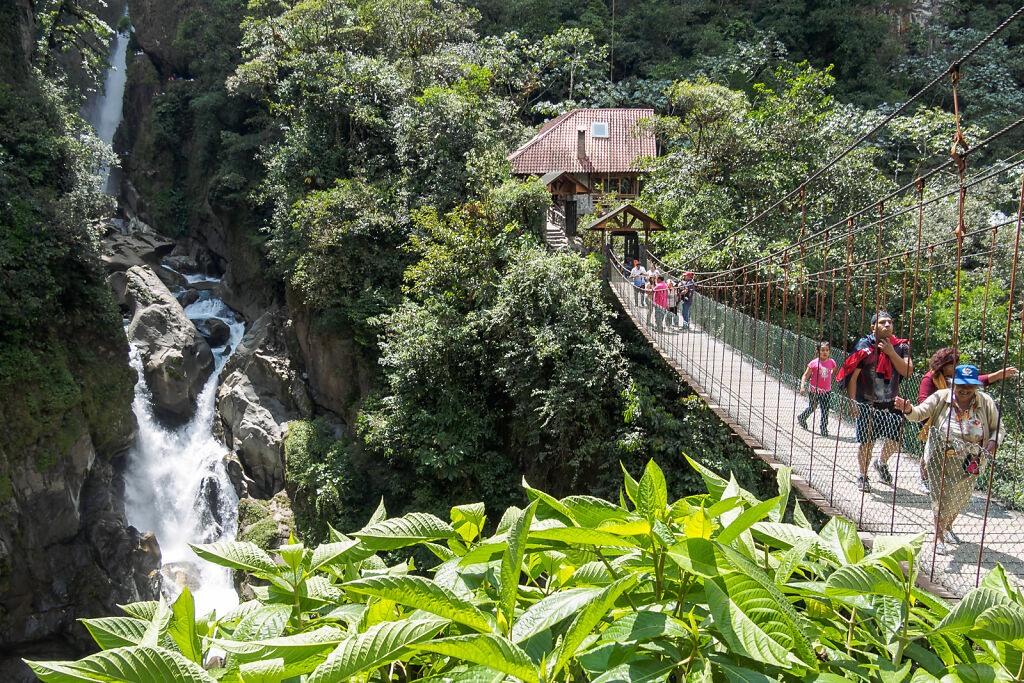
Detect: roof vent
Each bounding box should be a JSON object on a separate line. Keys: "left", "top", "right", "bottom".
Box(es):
{"left": 591, "top": 121, "right": 609, "bottom": 138}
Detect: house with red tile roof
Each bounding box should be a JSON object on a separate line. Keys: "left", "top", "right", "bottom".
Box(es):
{"left": 508, "top": 108, "right": 656, "bottom": 204}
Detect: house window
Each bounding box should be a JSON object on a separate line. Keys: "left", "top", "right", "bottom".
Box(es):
{"left": 620, "top": 177, "right": 634, "bottom": 195}
{"left": 591, "top": 121, "right": 609, "bottom": 138}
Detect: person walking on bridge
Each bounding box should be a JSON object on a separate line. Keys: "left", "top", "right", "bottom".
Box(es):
{"left": 653, "top": 276, "right": 669, "bottom": 330}
{"left": 798, "top": 341, "right": 836, "bottom": 437}
{"left": 630, "top": 261, "right": 647, "bottom": 307}
{"left": 835, "top": 312, "right": 912, "bottom": 493}
{"left": 679, "top": 272, "right": 695, "bottom": 331}
{"left": 914, "top": 347, "right": 1017, "bottom": 493}
{"left": 895, "top": 365, "right": 1004, "bottom": 555}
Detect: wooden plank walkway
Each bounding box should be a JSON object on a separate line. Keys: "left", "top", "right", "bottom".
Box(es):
{"left": 609, "top": 278, "right": 1024, "bottom": 599}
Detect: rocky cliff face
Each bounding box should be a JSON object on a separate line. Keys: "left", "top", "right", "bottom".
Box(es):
{"left": 0, "top": 324, "right": 160, "bottom": 681}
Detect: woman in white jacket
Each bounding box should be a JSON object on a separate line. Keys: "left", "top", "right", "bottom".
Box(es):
{"left": 894, "top": 364, "right": 1003, "bottom": 556}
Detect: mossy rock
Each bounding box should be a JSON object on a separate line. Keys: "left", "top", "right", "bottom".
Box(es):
{"left": 237, "top": 491, "right": 295, "bottom": 552}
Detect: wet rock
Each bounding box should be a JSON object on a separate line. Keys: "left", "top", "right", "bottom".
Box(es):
{"left": 177, "top": 288, "right": 200, "bottom": 308}
{"left": 215, "top": 309, "right": 312, "bottom": 498}
{"left": 199, "top": 318, "right": 231, "bottom": 347}
{"left": 125, "top": 265, "right": 214, "bottom": 425}
{"left": 153, "top": 265, "right": 186, "bottom": 289}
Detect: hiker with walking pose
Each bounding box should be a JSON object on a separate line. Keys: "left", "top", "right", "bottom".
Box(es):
{"left": 895, "top": 365, "right": 1003, "bottom": 556}
{"left": 798, "top": 341, "right": 836, "bottom": 437}
{"left": 834, "top": 311, "right": 912, "bottom": 493}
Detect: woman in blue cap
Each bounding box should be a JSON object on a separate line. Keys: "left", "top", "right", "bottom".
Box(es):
{"left": 895, "top": 365, "right": 1003, "bottom": 556}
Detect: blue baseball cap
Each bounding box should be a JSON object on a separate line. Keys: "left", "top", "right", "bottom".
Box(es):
{"left": 953, "top": 364, "right": 984, "bottom": 386}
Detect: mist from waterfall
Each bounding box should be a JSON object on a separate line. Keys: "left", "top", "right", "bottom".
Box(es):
{"left": 123, "top": 287, "right": 245, "bottom": 617}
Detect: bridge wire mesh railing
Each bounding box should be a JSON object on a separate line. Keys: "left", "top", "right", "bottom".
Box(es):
{"left": 608, "top": 253, "right": 1024, "bottom": 597}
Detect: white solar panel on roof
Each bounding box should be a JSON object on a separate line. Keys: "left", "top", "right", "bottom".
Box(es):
{"left": 591, "top": 121, "right": 609, "bottom": 138}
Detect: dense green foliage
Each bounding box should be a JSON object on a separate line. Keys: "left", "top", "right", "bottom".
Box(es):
{"left": 28, "top": 461, "right": 1024, "bottom": 682}
{"left": 0, "top": 1, "right": 134, "bottom": 484}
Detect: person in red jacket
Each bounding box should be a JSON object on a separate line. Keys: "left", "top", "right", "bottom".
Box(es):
{"left": 835, "top": 312, "right": 912, "bottom": 493}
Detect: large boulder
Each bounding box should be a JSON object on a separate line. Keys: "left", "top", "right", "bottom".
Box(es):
{"left": 214, "top": 309, "right": 312, "bottom": 499}
{"left": 125, "top": 265, "right": 214, "bottom": 425}
{"left": 99, "top": 224, "right": 175, "bottom": 273}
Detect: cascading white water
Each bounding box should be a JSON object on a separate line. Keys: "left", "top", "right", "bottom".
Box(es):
{"left": 123, "top": 285, "right": 245, "bottom": 617}
{"left": 82, "top": 9, "right": 129, "bottom": 193}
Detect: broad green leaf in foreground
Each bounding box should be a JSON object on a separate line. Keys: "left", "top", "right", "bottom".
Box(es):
{"left": 354, "top": 513, "right": 458, "bottom": 550}
{"left": 191, "top": 542, "right": 277, "bottom": 575}
{"left": 510, "top": 587, "right": 603, "bottom": 642}
{"left": 499, "top": 500, "right": 537, "bottom": 634}
{"left": 344, "top": 574, "right": 493, "bottom": 632}
{"left": 27, "top": 646, "right": 216, "bottom": 683}
{"left": 549, "top": 573, "right": 639, "bottom": 679}
{"left": 306, "top": 617, "right": 448, "bottom": 683}
{"left": 413, "top": 634, "right": 540, "bottom": 683}
{"left": 80, "top": 617, "right": 148, "bottom": 651}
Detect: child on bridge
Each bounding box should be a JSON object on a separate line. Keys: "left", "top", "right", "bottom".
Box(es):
{"left": 798, "top": 341, "right": 836, "bottom": 437}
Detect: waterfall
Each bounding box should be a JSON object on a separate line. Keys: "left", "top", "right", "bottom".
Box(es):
{"left": 82, "top": 8, "right": 130, "bottom": 194}
{"left": 123, "top": 284, "right": 246, "bottom": 617}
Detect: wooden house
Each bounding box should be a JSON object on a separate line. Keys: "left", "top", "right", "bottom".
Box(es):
{"left": 509, "top": 108, "right": 656, "bottom": 233}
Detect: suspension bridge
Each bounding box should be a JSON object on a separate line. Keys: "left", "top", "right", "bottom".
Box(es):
{"left": 550, "top": 7, "right": 1024, "bottom": 599}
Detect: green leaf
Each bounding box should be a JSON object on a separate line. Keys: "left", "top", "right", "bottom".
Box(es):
{"left": 212, "top": 626, "right": 345, "bottom": 663}
{"left": 530, "top": 525, "right": 639, "bottom": 549}
{"left": 590, "top": 658, "right": 677, "bottom": 683}
{"left": 637, "top": 459, "right": 668, "bottom": 521}
{"left": 818, "top": 517, "right": 864, "bottom": 564}
{"left": 309, "top": 540, "right": 362, "bottom": 572}
{"left": 561, "top": 495, "right": 627, "bottom": 527}
{"left": 27, "top": 646, "right": 216, "bottom": 682}
{"left": 775, "top": 538, "right": 815, "bottom": 586}
{"left": 81, "top": 617, "right": 148, "bottom": 650}
{"left": 934, "top": 588, "right": 1009, "bottom": 634}
{"left": 232, "top": 604, "right": 292, "bottom": 644}
{"left": 240, "top": 657, "right": 285, "bottom": 683}
{"left": 168, "top": 587, "right": 202, "bottom": 664}
{"left": 598, "top": 610, "right": 688, "bottom": 643}
{"left": 826, "top": 564, "right": 906, "bottom": 599}
{"left": 667, "top": 537, "right": 725, "bottom": 578}
{"left": 117, "top": 602, "right": 159, "bottom": 620}
{"left": 706, "top": 575, "right": 792, "bottom": 669}
{"left": 307, "top": 617, "right": 448, "bottom": 683}
{"left": 191, "top": 542, "right": 277, "bottom": 575}
{"left": 354, "top": 512, "right": 457, "bottom": 550}
{"left": 750, "top": 522, "right": 822, "bottom": 553}
{"left": 413, "top": 634, "right": 540, "bottom": 683}
{"left": 523, "top": 478, "right": 574, "bottom": 521}
{"left": 451, "top": 502, "right": 486, "bottom": 543}
{"left": 771, "top": 466, "right": 792, "bottom": 523}
{"left": 140, "top": 599, "right": 171, "bottom": 649}
{"left": 499, "top": 500, "right": 537, "bottom": 634}
{"left": 510, "top": 587, "right": 602, "bottom": 642}
{"left": 716, "top": 545, "right": 817, "bottom": 666}
{"left": 971, "top": 603, "right": 1024, "bottom": 642}
{"left": 621, "top": 462, "right": 641, "bottom": 508}
{"left": 685, "top": 454, "right": 729, "bottom": 500}
{"left": 716, "top": 496, "right": 781, "bottom": 546}
{"left": 344, "top": 574, "right": 493, "bottom": 632}
{"left": 713, "top": 659, "right": 779, "bottom": 683}
{"left": 549, "top": 573, "right": 639, "bottom": 679}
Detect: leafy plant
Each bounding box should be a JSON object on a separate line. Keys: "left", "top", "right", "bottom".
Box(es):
{"left": 28, "top": 459, "right": 1024, "bottom": 682}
